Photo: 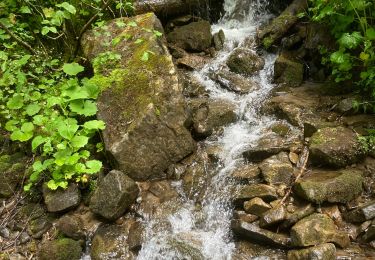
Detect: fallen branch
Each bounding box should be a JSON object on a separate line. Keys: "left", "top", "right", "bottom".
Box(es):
{"left": 0, "top": 22, "right": 36, "bottom": 55}
{"left": 280, "top": 145, "right": 309, "bottom": 205}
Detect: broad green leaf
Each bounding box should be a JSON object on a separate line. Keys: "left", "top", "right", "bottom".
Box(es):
{"left": 86, "top": 160, "right": 102, "bottom": 174}
{"left": 338, "top": 32, "right": 363, "bottom": 49}
{"left": 32, "top": 136, "right": 47, "bottom": 150}
{"left": 69, "top": 100, "right": 97, "bottom": 116}
{"left": 128, "top": 21, "right": 137, "bottom": 27}
{"left": 82, "top": 79, "right": 100, "bottom": 98}
{"left": 366, "top": 28, "right": 375, "bottom": 40}
{"left": 71, "top": 135, "right": 89, "bottom": 148}
{"left": 20, "top": 6, "right": 32, "bottom": 14}
{"left": 11, "top": 130, "right": 33, "bottom": 142}
{"left": 26, "top": 104, "right": 41, "bottom": 116}
{"left": 63, "top": 62, "right": 84, "bottom": 76}
{"left": 47, "top": 96, "right": 62, "bottom": 107}
{"left": 5, "top": 120, "right": 19, "bottom": 131}
{"left": 33, "top": 115, "right": 46, "bottom": 126}
{"left": 54, "top": 148, "right": 73, "bottom": 166}
{"left": 24, "top": 183, "right": 32, "bottom": 191}
{"left": 330, "top": 51, "right": 352, "bottom": 71}
{"left": 141, "top": 51, "right": 149, "bottom": 61}
{"left": 62, "top": 85, "right": 89, "bottom": 100}
{"left": 56, "top": 2, "right": 77, "bottom": 14}
{"left": 83, "top": 120, "right": 106, "bottom": 130}
{"left": 65, "top": 153, "right": 80, "bottom": 165}
{"left": 57, "top": 118, "right": 79, "bottom": 140}
{"left": 21, "top": 122, "right": 34, "bottom": 133}
{"left": 7, "top": 94, "right": 24, "bottom": 109}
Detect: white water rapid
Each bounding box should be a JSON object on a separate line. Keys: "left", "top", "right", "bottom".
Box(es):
{"left": 137, "top": 1, "right": 282, "bottom": 259}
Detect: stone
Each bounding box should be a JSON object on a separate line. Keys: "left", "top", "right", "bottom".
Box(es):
{"left": 0, "top": 227, "right": 10, "bottom": 238}
{"left": 81, "top": 13, "right": 195, "bottom": 181}
{"left": 179, "top": 72, "right": 209, "bottom": 98}
{"left": 281, "top": 203, "right": 315, "bottom": 229}
{"left": 259, "top": 152, "right": 294, "bottom": 185}
{"left": 226, "top": 48, "right": 265, "bottom": 76}
{"left": 167, "top": 21, "right": 212, "bottom": 52}
{"left": 189, "top": 99, "right": 237, "bottom": 138}
{"left": 43, "top": 183, "right": 81, "bottom": 213}
{"left": 287, "top": 243, "right": 336, "bottom": 260}
{"left": 294, "top": 170, "right": 363, "bottom": 204}
{"left": 56, "top": 214, "right": 85, "bottom": 240}
{"left": 0, "top": 153, "right": 28, "bottom": 198}
{"left": 209, "top": 70, "right": 260, "bottom": 94}
{"left": 232, "top": 220, "right": 291, "bottom": 248}
{"left": 176, "top": 54, "right": 210, "bottom": 70}
{"left": 229, "top": 165, "right": 261, "bottom": 184}
{"left": 233, "top": 210, "right": 259, "bottom": 223}
{"left": 335, "top": 97, "right": 357, "bottom": 114}
{"left": 148, "top": 180, "right": 178, "bottom": 203}
{"left": 259, "top": 205, "right": 287, "bottom": 228}
{"left": 27, "top": 215, "right": 52, "bottom": 239}
{"left": 90, "top": 170, "right": 139, "bottom": 221}
{"left": 309, "top": 127, "right": 366, "bottom": 168}
{"left": 213, "top": 29, "right": 225, "bottom": 51}
{"left": 234, "top": 184, "right": 278, "bottom": 206}
{"left": 133, "top": 0, "right": 205, "bottom": 17}
{"left": 291, "top": 213, "right": 350, "bottom": 248}
{"left": 164, "top": 234, "right": 205, "bottom": 260}
{"left": 274, "top": 52, "right": 304, "bottom": 87}
{"left": 244, "top": 197, "right": 272, "bottom": 216}
{"left": 361, "top": 220, "right": 375, "bottom": 242}
{"left": 38, "top": 238, "right": 82, "bottom": 260}
{"left": 344, "top": 200, "right": 375, "bottom": 223}
{"left": 127, "top": 221, "right": 144, "bottom": 251}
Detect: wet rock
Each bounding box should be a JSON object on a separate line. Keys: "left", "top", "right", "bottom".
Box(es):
{"left": 213, "top": 29, "right": 225, "bottom": 51}
{"left": 335, "top": 97, "right": 357, "bottom": 115}
{"left": 259, "top": 152, "right": 294, "bottom": 185}
{"left": 133, "top": 0, "right": 204, "bottom": 17}
{"left": 344, "top": 200, "right": 375, "bottom": 223}
{"left": 189, "top": 98, "right": 237, "bottom": 138}
{"left": 244, "top": 197, "right": 272, "bottom": 216}
{"left": 165, "top": 234, "right": 204, "bottom": 260}
{"left": 43, "top": 183, "right": 81, "bottom": 213}
{"left": 234, "top": 184, "right": 278, "bottom": 206}
{"left": 27, "top": 214, "right": 52, "bottom": 239}
{"left": 0, "top": 153, "right": 28, "bottom": 198}
{"left": 233, "top": 240, "right": 287, "bottom": 259}
{"left": 294, "top": 170, "right": 363, "bottom": 204}
{"left": 281, "top": 203, "right": 315, "bottom": 229}
{"left": 226, "top": 48, "right": 265, "bottom": 76}
{"left": 167, "top": 20, "right": 212, "bottom": 52}
{"left": 234, "top": 210, "right": 259, "bottom": 223}
{"left": 309, "top": 127, "right": 365, "bottom": 168}
{"left": 148, "top": 181, "right": 178, "bottom": 203}
{"left": 361, "top": 220, "right": 375, "bottom": 242}
{"left": 274, "top": 52, "right": 304, "bottom": 87}
{"left": 291, "top": 213, "right": 350, "bottom": 248}
{"left": 82, "top": 13, "right": 195, "bottom": 181}
{"left": 321, "top": 205, "right": 343, "bottom": 226}
{"left": 176, "top": 54, "right": 210, "bottom": 70}
{"left": 259, "top": 205, "right": 287, "bottom": 228}
{"left": 0, "top": 227, "right": 10, "bottom": 238}
{"left": 182, "top": 156, "right": 208, "bottom": 202}
{"left": 179, "top": 72, "right": 209, "bottom": 98}
{"left": 209, "top": 69, "right": 260, "bottom": 94}
{"left": 229, "top": 165, "right": 261, "bottom": 184}
{"left": 287, "top": 243, "right": 336, "bottom": 260}
{"left": 38, "top": 238, "right": 82, "bottom": 260}
{"left": 56, "top": 214, "right": 85, "bottom": 240}
{"left": 127, "top": 220, "right": 144, "bottom": 251}
{"left": 232, "top": 220, "right": 291, "bottom": 248}
{"left": 90, "top": 170, "right": 139, "bottom": 221}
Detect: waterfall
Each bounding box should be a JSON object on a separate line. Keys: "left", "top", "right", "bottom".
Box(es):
{"left": 137, "top": 0, "right": 278, "bottom": 259}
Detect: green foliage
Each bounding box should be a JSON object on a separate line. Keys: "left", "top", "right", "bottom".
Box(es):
{"left": 309, "top": 0, "right": 375, "bottom": 97}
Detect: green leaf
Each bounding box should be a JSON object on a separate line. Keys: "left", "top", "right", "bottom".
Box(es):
{"left": 330, "top": 50, "right": 352, "bottom": 71}
{"left": 128, "top": 21, "right": 137, "bottom": 27}
{"left": 71, "top": 135, "right": 89, "bottom": 148}
{"left": 54, "top": 148, "right": 72, "bottom": 166}
{"left": 5, "top": 120, "right": 19, "bottom": 131}
{"left": 134, "top": 38, "right": 144, "bottom": 44}
{"left": 7, "top": 94, "right": 24, "bottom": 109}
{"left": 366, "top": 28, "right": 375, "bottom": 40}
{"left": 153, "top": 30, "right": 163, "bottom": 37}
{"left": 21, "top": 122, "right": 34, "bottom": 133}
{"left": 141, "top": 51, "right": 149, "bottom": 61}
{"left": 83, "top": 120, "right": 106, "bottom": 130}
{"left": 10, "top": 130, "right": 33, "bottom": 142}
{"left": 26, "top": 104, "right": 41, "bottom": 116}
{"left": 56, "top": 2, "right": 77, "bottom": 14}
{"left": 63, "top": 62, "right": 84, "bottom": 76}
{"left": 69, "top": 100, "right": 97, "bottom": 116}
{"left": 86, "top": 160, "right": 102, "bottom": 174}
{"left": 57, "top": 118, "right": 79, "bottom": 140}
{"left": 32, "top": 136, "right": 47, "bottom": 150}
{"left": 338, "top": 32, "right": 363, "bottom": 49}
{"left": 20, "top": 6, "right": 32, "bottom": 14}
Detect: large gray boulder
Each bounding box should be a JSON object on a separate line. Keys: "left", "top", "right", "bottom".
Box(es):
{"left": 43, "top": 183, "right": 81, "bottom": 213}
{"left": 81, "top": 13, "right": 196, "bottom": 181}
{"left": 90, "top": 170, "right": 139, "bottom": 221}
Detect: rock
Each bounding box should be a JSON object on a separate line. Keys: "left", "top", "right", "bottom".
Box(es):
{"left": 213, "top": 29, "right": 225, "bottom": 50}
{"left": 287, "top": 243, "right": 336, "bottom": 260}
{"left": 209, "top": 70, "right": 260, "bottom": 94}
{"left": 258, "top": 0, "right": 308, "bottom": 48}
{"left": 321, "top": 205, "right": 343, "bottom": 226}
{"left": 294, "top": 169, "right": 363, "bottom": 204}
{"left": 259, "top": 152, "right": 294, "bottom": 185}
{"left": 90, "top": 170, "right": 139, "bottom": 221}
{"left": 43, "top": 183, "right": 81, "bottom": 213}
{"left": 0, "top": 227, "right": 10, "bottom": 238}
{"left": 259, "top": 205, "right": 287, "bottom": 228}
{"left": 233, "top": 210, "right": 259, "bottom": 223}
{"left": 27, "top": 214, "right": 52, "bottom": 239}
{"left": 148, "top": 180, "right": 178, "bottom": 203}
{"left": 38, "top": 238, "right": 82, "bottom": 260}
{"left": 289, "top": 152, "right": 299, "bottom": 165}
{"left": 56, "top": 214, "right": 85, "bottom": 240}
{"left": 133, "top": 0, "right": 204, "bottom": 17}
{"left": 274, "top": 52, "right": 304, "bottom": 87}
{"left": 182, "top": 156, "right": 208, "bottom": 202}
{"left": 234, "top": 184, "right": 278, "bottom": 206}
{"left": 244, "top": 197, "right": 272, "bottom": 216}
{"left": 127, "top": 221, "right": 144, "bottom": 251}
{"left": 176, "top": 54, "right": 210, "bottom": 70}
{"left": 167, "top": 21, "right": 212, "bottom": 52}
{"left": 189, "top": 99, "right": 237, "bottom": 138}
{"left": 81, "top": 13, "right": 195, "bottom": 181}
{"left": 361, "top": 220, "right": 375, "bottom": 242}
{"left": 281, "top": 203, "right": 315, "bottom": 229}
{"left": 344, "top": 200, "right": 375, "bottom": 223}
{"left": 229, "top": 165, "right": 261, "bottom": 184}
{"left": 291, "top": 213, "right": 350, "bottom": 248}
{"left": 226, "top": 48, "right": 265, "bottom": 76}
{"left": 335, "top": 97, "right": 357, "bottom": 114}
{"left": 19, "top": 203, "right": 45, "bottom": 220}
{"left": 233, "top": 240, "right": 287, "bottom": 259}
{"left": 232, "top": 220, "right": 291, "bottom": 248}
{"left": 309, "top": 127, "right": 365, "bottom": 168}
{"left": 164, "top": 235, "right": 204, "bottom": 260}
{"left": 179, "top": 72, "right": 209, "bottom": 98}
{"left": 0, "top": 153, "right": 28, "bottom": 198}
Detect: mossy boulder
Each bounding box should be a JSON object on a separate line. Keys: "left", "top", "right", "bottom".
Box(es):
{"left": 209, "top": 69, "right": 260, "bottom": 94}
{"left": 234, "top": 184, "right": 278, "bottom": 206}
{"left": 259, "top": 152, "right": 294, "bottom": 185}
{"left": 0, "top": 153, "right": 28, "bottom": 198}
{"left": 167, "top": 20, "right": 212, "bottom": 52}
{"left": 294, "top": 169, "right": 363, "bottom": 204}
{"left": 226, "top": 48, "right": 265, "bottom": 76}
{"left": 274, "top": 52, "right": 304, "bottom": 87}
{"left": 287, "top": 243, "right": 336, "bottom": 260}
{"left": 309, "top": 126, "right": 366, "bottom": 168}
{"left": 81, "top": 13, "right": 195, "bottom": 181}
{"left": 38, "top": 238, "right": 82, "bottom": 260}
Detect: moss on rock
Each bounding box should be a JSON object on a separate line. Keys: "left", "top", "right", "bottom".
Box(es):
{"left": 38, "top": 238, "right": 82, "bottom": 260}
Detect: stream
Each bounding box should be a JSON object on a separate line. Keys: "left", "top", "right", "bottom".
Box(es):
{"left": 137, "top": 0, "right": 284, "bottom": 258}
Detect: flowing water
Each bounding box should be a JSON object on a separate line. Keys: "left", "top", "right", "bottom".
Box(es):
{"left": 137, "top": 0, "right": 281, "bottom": 259}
